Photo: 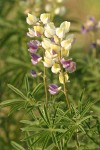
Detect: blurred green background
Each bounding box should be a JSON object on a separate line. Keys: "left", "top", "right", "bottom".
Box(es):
{"left": 0, "top": 0, "right": 100, "bottom": 149}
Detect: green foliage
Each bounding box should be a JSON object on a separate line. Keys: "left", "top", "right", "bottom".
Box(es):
{"left": 0, "top": 81, "right": 100, "bottom": 149}
{"left": 0, "top": 0, "right": 100, "bottom": 149}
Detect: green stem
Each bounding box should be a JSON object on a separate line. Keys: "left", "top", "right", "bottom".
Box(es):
{"left": 75, "top": 130, "right": 80, "bottom": 148}
{"left": 91, "top": 32, "right": 96, "bottom": 58}
{"left": 61, "top": 68, "right": 71, "bottom": 111}
{"left": 59, "top": 51, "right": 71, "bottom": 111}
{"left": 44, "top": 66, "right": 48, "bottom": 108}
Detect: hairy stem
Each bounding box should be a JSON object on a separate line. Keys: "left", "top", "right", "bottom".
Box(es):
{"left": 44, "top": 66, "right": 48, "bottom": 108}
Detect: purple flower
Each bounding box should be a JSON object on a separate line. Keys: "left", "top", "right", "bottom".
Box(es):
{"left": 61, "top": 58, "right": 76, "bottom": 73}
{"left": 81, "top": 16, "right": 98, "bottom": 34}
{"left": 28, "top": 40, "right": 40, "bottom": 53}
{"left": 31, "top": 53, "right": 42, "bottom": 65}
{"left": 48, "top": 84, "right": 61, "bottom": 95}
{"left": 31, "top": 70, "right": 37, "bottom": 77}
{"left": 81, "top": 26, "right": 87, "bottom": 34}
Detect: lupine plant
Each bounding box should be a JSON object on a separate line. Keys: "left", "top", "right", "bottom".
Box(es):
{"left": 81, "top": 16, "right": 100, "bottom": 57}
{"left": 26, "top": 13, "right": 76, "bottom": 110}
{"left": 0, "top": 13, "right": 100, "bottom": 150}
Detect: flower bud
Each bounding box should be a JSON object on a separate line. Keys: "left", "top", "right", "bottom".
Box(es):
{"left": 59, "top": 72, "right": 69, "bottom": 84}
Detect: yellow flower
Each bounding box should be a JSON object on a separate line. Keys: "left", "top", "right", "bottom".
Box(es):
{"left": 42, "top": 38, "right": 51, "bottom": 50}
{"left": 40, "top": 13, "right": 51, "bottom": 24}
{"left": 50, "top": 43, "right": 60, "bottom": 53}
{"left": 43, "top": 57, "right": 54, "bottom": 68}
{"left": 44, "top": 22, "right": 56, "bottom": 38}
{"left": 56, "top": 27, "right": 65, "bottom": 39}
{"left": 45, "top": 51, "right": 52, "bottom": 59}
{"left": 60, "top": 21, "right": 70, "bottom": 33}
{"left": 61, "top": 35, "right": 73, "bottom": 50}
{"left": 59, "top": 72, "right": 69, "bottom": 84}
{"left": 53, "top": 35, "right": 60, "bottom": 44}
{"left": 27, "top": 28, "right": 35, "bottom": 37}
{"left": 26, "top": 13, "right": 38, "bottom": 25}
{"left": 56, "top": 21, "right": 70, "bottom": 39}
{"left": 45, "top": 50, "right": 57, "bottom": 59}
{"left": 34, "top": 26, "right": 44, "bottom": 35}
{"left": 51, "top": 63, "right": 61, "bottom": 74}
{"left": 61, "top": 48, "right": 69, "bottom": 57}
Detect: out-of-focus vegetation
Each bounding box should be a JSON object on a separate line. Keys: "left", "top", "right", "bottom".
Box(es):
{"left": 0, "top": 0, "right": 100, "bottom": 149}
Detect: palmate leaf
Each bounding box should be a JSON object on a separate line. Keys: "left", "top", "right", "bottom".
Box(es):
{"left": 25, "top": 75, "right": 30, "bottom": 94}
{"left": 31, "top": 83, "right": 44, "bottom": 96}
{"left": 80, "top": 98, "right": 100, "bottom": 118}
{"left": 7, "top": 84, "right": 27, "bottom": 100}
{"left": 0, "top": 99, "right": 25, "bottom": 107}
{"left": 42, "top": 134, "right": 50, "bottom": 150}
{"left": 11, "top": 141, "right": 25, "bottom": 150}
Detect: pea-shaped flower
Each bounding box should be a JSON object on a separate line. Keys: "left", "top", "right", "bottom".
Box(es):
{"left": 26, "top": 13, "right": 38, "bottom": 25}
{"left": 28, "top": 40, "right": 40, "bottom": 53}
{"left": 44, "top": 22, "right": 56, "bottom": 38}
{"left": 59, "top": 72, "right": 69, "bottom": 84}
{"left": 43, "top": 57, "right": 54, "bottom": 68}
{"left": 31, "top": 53, "right": 42, "bottom": 65}
{"left": 27, "top": 28, "right": 35, "bottom": 37}
{"left": 61, "top": 34, "right": 74, "bottom": 50}
{"left": 51, "top": 63, "right": 61, "bottom": 74}
{"left": 61, "top": 58, "right": 76, "bottom": 73}
{"left": 42, "top": 38, "right": 51, "bottom": 50}
{"left": 48, "top": 84, "right": 61, "bottom": 95}
{"left": 31, "top": 70, "right": 42, "bottom": 77}
{"left": 56, "top": 21, "right": 70, "bottom": 39}
{"left": 40, "top": 13, "right": 51, "bottom": 24}
{"left": 34, "top": 26, "right": 44, "bottom": 36}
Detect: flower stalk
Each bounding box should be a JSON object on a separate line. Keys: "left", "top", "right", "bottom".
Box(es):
{"left": 43, "top": 66, "right": 48, "bottom": 108}
{"left": 62, "top": 69, "right": 71, "bottom": 110}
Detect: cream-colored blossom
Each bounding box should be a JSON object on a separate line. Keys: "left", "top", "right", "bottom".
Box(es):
{"left": 27, "top": 28, "right": 35, "bottom": 37}
{"left": 40, "top": 13, "right": 51, "bottom": 24}
{"left": 61, "top": 48, "right": 69, "bottom": 57}
{"left": 53, "top": 35, "right": 60, "bottom": 44}
{"left": 60, "top": 21, "right": 70, "bottom": 33}
{"left": 61, "top": 40, "right": 72, "bottom": 50}
{"left": 61, "top": 34, "right": 73, "bottom": 50}
{"left": 42, "top": 38, "right": 51, "bottom": 49}
{"left": 26, "top": 13, "right": 38, "bottom": 25}
{"left": 51, "top": 63, "right": 61, "bottom": 74}
{"left": 56, "top": 21, "right": 70, "bottom": 39}
{"left": 50, "top": 43, "right": 60, "bottom": 53}
{"left": 59, "top": 72, "right": 69, "bottom": 84}
{"left": 44, "top": 22, "right": 56, "bottom": 38}
{"left": 56, "top": 27, "right": 65, "bottom": 39}
{"left": 43, "top": 57, "right": 54, "bottom": 68}
{"left": 34, "top": 26, "right": 44, "bottom": 35}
